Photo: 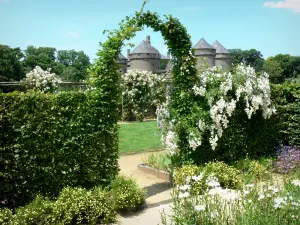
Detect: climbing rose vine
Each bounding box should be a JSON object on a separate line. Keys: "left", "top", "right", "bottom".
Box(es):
{"left": 159, "top": 64, "right": 276, "bottom": 154}
{"left": 122, "top": 69, "right": 164, "bottom": 121}
{"left": 23, "top": 66, "right": 61, "bottom": 93}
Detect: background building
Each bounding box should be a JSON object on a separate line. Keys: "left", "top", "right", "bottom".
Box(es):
{"left": 117, "top": 36, "right": 231, "bottom": 74}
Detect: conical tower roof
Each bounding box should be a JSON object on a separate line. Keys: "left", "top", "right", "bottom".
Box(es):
{"left": 212, "top": 40, "right": 229, "bottom": 54}
{"left": 131, "top": 40, "right": 160, "bottom": 55}
{"left": 194, "top": 38, "right": 215, "bottom": 49}
{"left": 118, "top": 53, "right": 127, "bottom": 59}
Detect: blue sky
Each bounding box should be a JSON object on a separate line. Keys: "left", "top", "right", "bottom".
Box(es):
{"left": 0, "top": 0, "right": 299, "bottom": 62}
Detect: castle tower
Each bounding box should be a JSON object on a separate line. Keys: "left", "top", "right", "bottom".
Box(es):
{"left": 194, "top": 38, "right": 216, "bottom": 69}
{"left": 128, "top": 36, "right": 161, "bottom": 73}
{"left": 212, "top": 40, "right": 231, "bottom": 71}
{"left": 117, "top": 53, "right": 128, "bottom": 74}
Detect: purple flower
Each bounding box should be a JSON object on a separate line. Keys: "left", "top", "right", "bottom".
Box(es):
{"left": 274, "top": 146, "right": 300, "bottom": 174}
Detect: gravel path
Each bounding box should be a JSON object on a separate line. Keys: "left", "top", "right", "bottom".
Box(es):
{"left": 116, "top": 152, "right": 173, "bottom": 225}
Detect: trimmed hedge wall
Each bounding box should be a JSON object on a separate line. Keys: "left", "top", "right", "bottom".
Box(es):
{"left": 0, "top": 91, "right": 119, "bottom": 208}
{"left": 271, "top": 83, "right": 300, "bottom": 147}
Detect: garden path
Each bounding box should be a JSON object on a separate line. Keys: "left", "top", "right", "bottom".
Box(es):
{"left": 116, "top": 152, "right": 173, "bottom": 225}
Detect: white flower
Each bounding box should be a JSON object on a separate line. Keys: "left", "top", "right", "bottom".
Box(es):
{"left": 258, "top": 194, "right": 265, "bottom": 200}
{"left": 272, "top": 187, "right": 280, "bottom": 193}
{"left": 197, "top": 119, "right": 206, "bottom": 132}
{"left": 194, "top": 205, "right": 206, "bottom": 211}
{"left": 246, "top": 184, "right": 254, "bottom": 188}
{"left": 291, "top": 179, "right": 300, "bottom": 187}
{"left": 206, "top": 176, "right": 220, "bottom": 188}
{"left": 179, "top": 184, "right": 191, "bottom": 191}
{"left": 243, "top": 190, "right": 250, "bottom": 195}
{"left": 165, "top": 131, "right": 177, "bottom": 152}
{"left": 179, "top": 192, "right": 190, "bottom": 199}
{"left": 274, "top": 197, "right": 286, "bottom": 209}
{"left": 192, "top": 174, "right": 203, "bottom": 182}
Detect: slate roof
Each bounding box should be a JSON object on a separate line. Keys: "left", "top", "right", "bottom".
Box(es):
{"left": 212, "top": 40, "right": 229, "bottom": 54}
{"left": 131, "top": 40, "right": 160, "bottom": 55}
{"left": 118, "top": 53, "right": 127, "bottom": 59}
{"left": 194, "top": 38, "right": 215, "bottom": 49}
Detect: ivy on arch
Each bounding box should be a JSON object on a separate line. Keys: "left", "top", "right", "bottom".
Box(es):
{"left": 88, "top": 2, "right": 198, "bottom": 156}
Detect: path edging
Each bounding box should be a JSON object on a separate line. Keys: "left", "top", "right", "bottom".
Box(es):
{"left": 137, "top": 164, "right": 171, "bottom": 181}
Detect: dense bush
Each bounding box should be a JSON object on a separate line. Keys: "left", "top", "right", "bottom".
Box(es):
{"left": 0, "top": 91, "right": 119, "bottom": 208}
{"left": 22, "top": 66, "right": 61, "bottom": 93}
{"left": 111, "top": 175, "right": 147, "bottom": 210}
{"left": 271, "top": 83, "right": 300, "bottom": 147}
{"left": 173, "top": 162, "right": 243, "bottom": 195}
{"left": 233, "top": 158, "right": 270, "bottom": 182}
{"left": 0, "top": 187, "right": 117, "bottom": 225}
{"left": 121, "top": 69, "right": 166, "bottom": 121}
{"left": 161, "top": 64, "right": 279, "bottom": 165}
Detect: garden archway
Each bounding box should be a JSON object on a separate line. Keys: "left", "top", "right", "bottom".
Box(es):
{"left": 89, "top": 6, "right": 198, "bottom": 155}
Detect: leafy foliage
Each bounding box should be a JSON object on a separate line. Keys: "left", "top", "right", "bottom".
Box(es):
{"left": 142, "top": 152, "right": 172, "bottom": 172}
{"left": 0, "top": 45, "right": 25, "bottom": 81}
{"left": 173, "top": 162, "right": 243, "bottom": 196}
{"left": 22, "top": 46, "right": 57, "bottom": 74}
{"left": 111, "top": 175, "right": 147, "bottom": 210}
{"left": 0, "top": 187, "right": 117, "bottom": 225}
{"left": 0, "top": 91, "right": 119, "bottom": 208}
{"left": 166, "top": 64, "right": 279, "bottom": 166}
{"left": 264, "top": 54, "right": 300, "bottom": 84}
{"left": 271, "top": 82, "right": 300, "bottom": 147}
{"left": 228, "top": 49, "right": 265, "bottom": 72}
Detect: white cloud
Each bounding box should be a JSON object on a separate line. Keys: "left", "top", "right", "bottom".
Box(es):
{"left": 264, "top": 0, "right": 300, "bottom": 13}
{"left": 65, "top": 31, "right": 81, "bottom": 39}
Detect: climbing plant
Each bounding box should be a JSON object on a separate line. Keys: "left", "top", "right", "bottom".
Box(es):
{"left": 89, "top": 1, "right": 198, "bottom": 159}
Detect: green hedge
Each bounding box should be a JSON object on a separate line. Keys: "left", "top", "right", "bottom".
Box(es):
{"left": 174, "top": 106, "right": 280, "bottom": 166}
{"left": 174, "top": 83, "right": 299, "bottom": 166}
{"left": 271, "top": 83, "right": 300, "bottom": 147}
{"left": 0, "top": 91, "right": 119, "bottom": 208}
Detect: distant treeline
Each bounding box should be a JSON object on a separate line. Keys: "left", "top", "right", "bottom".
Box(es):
{"left": 1, "top": 44, "right": 299, "bottom": 84}
{"left": 228, "top": 49, "right": 300, "bottom": 84}
{"left": 0, "top": 45, "right": 91, "bottom": 82}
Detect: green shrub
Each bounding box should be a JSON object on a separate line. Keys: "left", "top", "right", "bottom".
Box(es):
{"left": 111, "top": 175, "right": 147, "bottom": 210}
{"left": 173, "top": 165, "right": 200, "bottom": 185}
{"left": 0, "top": 91, "right": 119, "bottom": 208}
{"left": 203, "top": 161, "right": 243, "bottom": 189}
{"left": 1, "top": 187, "right": 117, "bottom": 225}
{"left": 14, "top": 196, "right": 55, "bottom": 225}
{"left": 0, "top": 208, "right": 14, "bottom": 225}
{"left": 52, "top": 187, "right": 116, "bottom": 224}
{"left": 173, "top": 162, "right": 243, "bottom": 195}
{"left": 271, "top": 83, "right": 300, "bottom": 147}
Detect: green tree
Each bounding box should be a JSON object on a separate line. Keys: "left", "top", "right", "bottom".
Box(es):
{"left": 228, "top": 49, "right": 265, "bottom": 72}
{"left": 56, "top": 50, "right": 90, "bottom": 81}
{"left": 263, "top": 57, "right": 284, "bottom": 83}
{"left": 0, "top": 45, "right": 25, "bottom": 81}
{"left": 263, "top": 54, "right": 299, "bottom": 83}
{"left": 60, "top": 67, "right": 80, "bottom": 82}
{"left": 22, "top": 46, "right": 56, "bottom": 74}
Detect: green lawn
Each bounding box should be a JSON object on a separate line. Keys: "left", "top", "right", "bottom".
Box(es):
{"left": 119, "top": 120, "right": 164, "bottom": 154}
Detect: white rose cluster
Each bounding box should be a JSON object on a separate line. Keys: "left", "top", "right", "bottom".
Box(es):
{"left": 190, "top": 64, "right": 275, "bottom": 150}
{"left": 122, "top": 69, "right": 161, "bottom": 121}
{"left": 24, "top": 66, "right": 61, "bottom": 93}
